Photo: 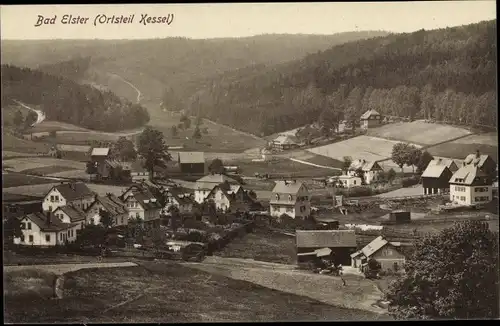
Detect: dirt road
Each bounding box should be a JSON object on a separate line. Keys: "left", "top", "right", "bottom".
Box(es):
{"left": 4, "top": 262, "right": 137, "bottom": 275}
{"left": 183, "top": 256, "right": 386, "bottom": 314}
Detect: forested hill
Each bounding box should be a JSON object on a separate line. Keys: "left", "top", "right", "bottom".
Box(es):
{"left": 1, "top": 65, "right": 150, "bottom": 131}
{"left": 187, "top": 20, "right": 497, "bottom": 136}
{"left": 38, "top": 56, "right": 92, "bottom": 81}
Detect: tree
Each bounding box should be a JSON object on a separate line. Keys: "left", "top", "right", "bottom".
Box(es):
{"left": 407, "top": 145, "right": 422, "bottom": 174}
{"left": 24, "top": 110, "right": 38, "bottom": 129}
{"left": 318, "top": 106, "right": 342, "bottom": 136}
{"left": 99, "top": 209, "right": 114, "bottom": 229}
{"left": 75, "top": 224, "right": 107, "bottom": 247}
{"left": 13, "top": 110, "right": 23, "bottom": 128}
{"left": 86, "top": 161, "right": 98, "bottom": 175}
{"left": 4, "top": 216, "right": 23, "bottom": 240}
{"left": 416, "top": 151, "right": 434, "bottom": 174}
{"left": 386, "top": 220, "right": 499, "bottom": 320}
{"left": 112, "top": 136, "right": 137, "bottom": 161}
{"left": 392, "top": 142, "right": 411, "bottom": 173}
{"left": 387, "top": 168, "right": 397, "bottom": 184}
{"left": 192, "top": 126, "right": 202, "bottom": 139}
{"left": 208, "top": 158, "right": 225, "bottom": 174}
{"left": 342, "top": 156, "right": 352, "bottom": 172}
{"left": 137, "top": 126, "right": 171, "bottom": 180}
{"left": 171, "top": 125, "right": 178, "bottom": 137}
{"left": 364, "top": 258, "right": 382, "bottom": 279}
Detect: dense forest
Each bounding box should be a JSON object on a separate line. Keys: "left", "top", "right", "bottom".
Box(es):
{"left": 187, "top": 20, "right": 497, "bottom": 135}
{"left": 38, "top": 56, "right": 92, "bottom": 81}
{"left": 1, "top": 65, "right": 150, "bottom": 131}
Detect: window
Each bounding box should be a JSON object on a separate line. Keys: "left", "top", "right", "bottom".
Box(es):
{"left": 27, "top": 222, "right": 32, "bottom": 230}
{"left": 353, "top": 180, "right": 357, "bottom": 185}
{"left": 460, "top": 196, "right": 466, "bottom": 201}
{"left": 20, "top": 235, "right": 25, "bottom": 242}
{"left": 48, "top": 206, "right": 52, "bottom": 212}
{"left": 55, "top": 195, "right": 59, "bottom": 201}
{"left": 46, "top": 234, "right": 51, "bottom": 242}
{"left": 20, "top": 223, "right": 26, "bottom": 230}
{"left": 121, "top": 217, "right": 124, "bottom": 225}
{"left": 60, "top": 233, "right": 63, "bottom": 241}
{"left": 29, "top": 235, "right": 33, "bottom": 243}
{"left": 275, "top": 194, "right": 280, "bottom": 201}
{"left": 136, "top": 213, "right": 140, "bottom": 218}
{"left": 50, "top": 195, "right": 55, "bottom": 202}
{"left": 288, "top": 195, "right": 293, "bottom": 201}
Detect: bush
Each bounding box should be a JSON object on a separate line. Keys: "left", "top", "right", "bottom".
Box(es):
{"left": 400, "top": 176, "right": 420, "bottom": 188}
{"left": 335, "top": 186, "right": 374, "bottom": 197}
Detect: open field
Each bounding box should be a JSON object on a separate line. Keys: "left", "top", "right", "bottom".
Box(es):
{"left": 29, "top": 120, "right": 90, "bottom": 133}
{"left": 2, "top": 173, "right": 59, "bottom": 188}
{"left": 3, "top": 132, "right": 50, "bottom": 154}
{"left": 4, "top": 262, "right": 386, "bottom": 323}
{"left": 217, "top": 229, "right": 296, "bottom": 265}
{"left": 47, "top": 169, "right": 90, "bottom": 179}
{"left": 366, "top": 121, "right": 472, "bottom": 146}
{"left": 2, "top": 151, "right": 40, "bottom": 159}
{"left": 2, "top": 181, "right": 127, "bottom": 197}
{"left": 21, "top": 166, "right": 79, "bottom": 176}
{"left": 2, "top": 157, "right": 86, "bottom": 173}
{"left": 308, "top": 135, "right": 421, "bottom": 170}
{"left": 427, "top": 133, "right": 498, "bottom": 159}
{"left": 236, "top": 158, "right": 339, "bottom": 178}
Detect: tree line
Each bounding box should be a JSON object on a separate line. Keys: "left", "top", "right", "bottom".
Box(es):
{"left": 1, "top": 64, "right": 150, "bottom": 132}
{"left": 187, "top": 20, "right": 496, "bottom": 136}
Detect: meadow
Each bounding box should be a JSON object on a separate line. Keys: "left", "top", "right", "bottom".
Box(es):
{"left": 426, "top": 132, "right": 497, "bottom": 159}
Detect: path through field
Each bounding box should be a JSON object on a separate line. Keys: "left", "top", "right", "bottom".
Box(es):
{"left": 13, "top": 100, "right": 45, "bottom": 126}
{"left": 184, "top": 256, "right": 386, "bottom": 314}
{"left": 107, "top": 72, "right": 142, "bottom": 103}
{"left": 289, "top": 158, "right": 342, "bottom": 171}
{"left": 4, "top": 262, "right": 137, "bottom": 275}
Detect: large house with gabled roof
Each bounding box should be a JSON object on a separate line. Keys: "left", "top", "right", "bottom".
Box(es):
{"left": 52, "top": 204, "right": 87, "bottom": 231}
{"left": 205, "top": 184, "right": 250, "bottom": 213}
{"left": 42, "top": 182, "right": 95, "bottom": 212}
{"left": 449, "top": 164, "right": 493, "bottom": 206}
{"left": 14, "top": 212, "right": 79, "bottom": 247}
{"left": 462, "top": 150, "right": 497, "bottom": 181}
{"left": 194, "top": 173, "right": 239, "bottom": 204}
{"left": 347, "top": 159, "right": 383, "bottom": 184}
{"left": 119, "top": 184, "right": 162, "bottom": 224}
{"left": 269, "top": 180, "right": 310, "bottom": 219}
{"left": 86, "top": 194, "right": 129, "bottom": 227}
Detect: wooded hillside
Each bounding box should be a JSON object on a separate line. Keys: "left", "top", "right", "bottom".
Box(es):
{"left": 1, "top": 65, "right": 150, "bottom": 131}
{"left": 187, "top": 20, "right": 497, "bottom": 136}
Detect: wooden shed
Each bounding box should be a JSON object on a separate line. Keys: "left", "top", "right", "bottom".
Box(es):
{"left": 388, "top": 211, "right": 411, "bottom": 224}
{"left": 295, "top": 230, "right": 357, "bottom": 266}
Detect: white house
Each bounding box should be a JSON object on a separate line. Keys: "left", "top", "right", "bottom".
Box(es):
{"left": 269, "top": 180, "right": 311, "bottom": 219}
{"left": 164, "top": 189, "right": 196, "bottom": 215}
{"left": 120, "top": 184, "right": 162, "bottom": 223}
{"left": 86, "top": 194, "right": 129, "bottom": 227}
{"left": 350, "top": 236, "right": 406, "bottom": 272}
{"left": 348, "top": 159, "right": 384, "bottom": 184}
{"left": 42, "top": 182, "right": 95, "bottom": 212}
{"left": 194, "top": 173, "right": 239, "bottom": 204}
{"left": 14, "top": 212, "right": 79, "bottom": 247}
{"left": 449, "top": 164, "right": 493, "bottom": 206}
{"left": 52, "top": 204, "right": 87, "bottom": 231}
{"left": 336, "top": 175, "right": 362, "bottom": 188}
{"left": 205, "top": 184, "right": 250, "bottom": 213}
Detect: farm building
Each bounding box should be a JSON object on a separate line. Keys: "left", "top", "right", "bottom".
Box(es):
{"left": 449, "top": 164, "right": 493, "bottom": 206}
{"left": 86, "top": 194, "right": 129, "bottom": 227}
{"left": 13, "top": 212, "right": 79, "bottom": 247}
{"left": 427, "top": 157, "right": 459, "bottom": 173}
{"left": 350, "top": 236, "right": 406, "bottom": 272}
{"left": 296, "top": 230, "right": 357, "bottom": 266}
{"left": 462, "top": 151, "right": 497, "bottom": 181}
{"left": 347, "top": 159, "right": 384, "bottom": 184}
{"left": 269, "top": 180, "right": 311, "bottom": 219}
{"left": 42, "top": 182, "right": 95, "bottom": 212}
{"left": 89, "top": 147, "right": 111, "bottom": 180}
{"left": 421, "top": 163, "right": 453, "bottom": 195}
{"left": 120, "top": 184, "right": 162, "bottom": 225}
{"left": 336, "top": 175, "right": 362, "bottom": 188}
{"left": 164, "top": 188, "right": 196, "bottom": 215}
{"left": 381, "top": 211, "right": 412, "bottom": 225}
{"left": 129, "top": 160, "right": 161, "bottom": 182}
{"left": 271, "top": 135, "right": 299, "bottom": 151}
{"left": 194, "top": 173, "right": 240, "bottom": 204}
{"left": 178, "top": 152, "right": 206, "bottom": 174}
{"left": 360, "top": 110, "right": 382, "bottom": 129}
{"left": 52, "top": 204, "right": 87, "bottom": 231}
{"left": 205, "top": 184, "right": 251, "bottom": 213}
{"left": 313, "top": 216, "right": 340, "bottom": 230}
{"left": 2, "top": 193, "right": 43, "bottom": 219}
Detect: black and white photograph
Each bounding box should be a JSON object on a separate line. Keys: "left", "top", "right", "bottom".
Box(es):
{"left": 1, "top": 1, "right": 498, "bottom": 322}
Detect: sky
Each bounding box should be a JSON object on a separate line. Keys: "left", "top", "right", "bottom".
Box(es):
{"left": 0, "top": 2, "right": 496, "bottom": 40}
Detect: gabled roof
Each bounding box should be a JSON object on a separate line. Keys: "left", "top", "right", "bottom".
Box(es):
{"left": 273, "top": 135, "right": 298, "bottom": 145}
{"left": 360, "top": 236, "right": 388, "bottom": 258}
{"left": 54, "top": 205, "right": 86, "bottom": 222}
{"left": 449, "top": 164, "right": 489, "bottom": 185}
{"left": 50, "top": 182, "right": 94, "bottom": 202}
{"left": 196, "top": 173, "right": 238, "bottom": 185}
{"left": 178, "top": 152, "right": 205, "bottom": 164}
{"left": 167, "top": 189, "right": 194, "bottom": 206}
{"left": 207, "top": 184, "right": 245, "bottom": 204}
{"left": 90, "top": 194, "right": 128, "bottom": 216}
{"left": 19, "top": 212, "right": 75, "bottom": 232}
{"left": 421, "top": 164, "right": 450, "bottom": 178}
{"left": 122, "top": 187, "right": 162, "bottom": 211}
{"left": 272, "top": 181, "right": 305, "bottom": 195}
{"left": 428, "top": 158, "right": 458, "bottom": 171}
{"left": 349, "top": 159, "right": 382, "bottom": 172}
{"left": 91, "top": 147, "right": 110, "bottom": 157}
{"left": 463, "top": 153, "right": 493, "bottom": 168}
{"left": 296, "top": 230, "right": 357, "bottom": 248}
{"left": 360, "top": 110, "right": 381, "bottom": 120}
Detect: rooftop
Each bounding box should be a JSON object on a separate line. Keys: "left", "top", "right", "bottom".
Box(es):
{"left": 296, "top": 230, "right": 356, "bottom": 248}
{"left": 360, "top": 109, "right": 381, "bottom": 120}
{"left": 178, "top": 152, "right": 205, "bottom": 164}
{"left": 421, "top": 164, "right": 449, "bottom": 178}
{"left": 449, "top": 164, "right": 489, "bottom": 185}
{"left": 272, "top": 180, "right": 305, "bottom": 195}
{"left": 52, "top": 182, "right": 94, "bottom": 202}
{"left": 19, "top": 212, "right": 75, "bottom": 232}
{"left": 91, "top": 147, "right": 110, "bottom": 157}
{"left": 349, "top": 159, "right": 381, "bottom": 172}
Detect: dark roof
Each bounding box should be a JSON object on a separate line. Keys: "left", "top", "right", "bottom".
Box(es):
{"left": 52, "top": 182, "right": 94, "bottom": 202}
{"left": 349, "top": 159, "right": 382, "bottom": 172}
{"left": 360, "top": 110, "right": 381, "bottom": 120}
{"left": 19, "top": 212, "right": 75, "bottom": 232}
{"left": 54, "top": 205, "right": 86, "bottom": 222}
{"left": 296, "top": 230, "right": 357, "bottom": 248}
{"left": 91, "top": 194, "right": 128, "bottom": 217}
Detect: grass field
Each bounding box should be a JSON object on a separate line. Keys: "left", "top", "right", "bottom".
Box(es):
{"left": 2, "top": 173, "right": 59, "bottom": 188}
{"left": 29, "top": 120, "right": 90, "bottom": 133}
{"left": 308, "top": 135, "right": 420, "bottom": 170}
{"left": 367, "top": 121, "right": 472, "bottom": 146}
{"left": 3, "top": 157, "right": 86, "bottom": 173}
{"left": 4, "top": 262, "right": 385, "bottom": 323}
{"left": 236, "top": 158, "right": 338, "bottom": 178}
{"left": 4, "top": 269, "right": 57, "bottom": 301}
{"left": 427, "top": 133, "right": 497, "bottom": 159}
{"left": 2, "top": 181, "right": 126, "bottom": 197}
{"left": 217, "top": 229, "right": 296, "bottom": 265}
{"left": 21, "top": 166, "right": 78, "bottom": 176}
{"left": 2, "top": 132, "right": 50, "bottom": 154}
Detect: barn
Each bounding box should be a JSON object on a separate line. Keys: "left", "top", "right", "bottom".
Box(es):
{"left": 295, "top": 230, "right": 357, "bottom": 266}
{"left": 178, "top": 152, "right": 206, "bottom": 174}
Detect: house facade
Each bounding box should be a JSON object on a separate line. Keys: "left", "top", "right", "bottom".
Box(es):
{"left": 347, "top": 159, "right": 383, "bottom": 184}
{"left": 52, "top": 205, "right": 86, "bottom": 231}
{"left": 271, "top": 135, "right": 299, "bottom": 151}
{"left": 269, "top": 181, "right": 310, "bottom": 219}
{"left": 205, "top": 184, "right": 249, "bottom": 213}
{"left": 14, "top": 212, "right": 79, "bottom": 247}
{"left": 42, "top": 182, "right": 95, "bottom": 212}
{"left": 449, "top": 164, "right": 493, "bottom": 206}
{"left": 90, "top": 147, "right": 111, "bottom": 180}
{"left": 351, "top": 236, "right": 406, "bottom": 272}
{"left": 463, "top": 151, "right": 497, "bottom": 181}
{"left": 86, "top": 194, "right": 129, "bottom": 227}
{"left": 120, "top": 185, "right": 162, "bottom": 224}
{"left": 296, "top": 230, "right": 357, "bottom": 266}
{"left": 360, "top": 110, "right": 382, "bottom": 129}
{"left": 194, "top": 173, "right": 239, "bottom": 204}
{"left": 178, "top": 152, "right": 206, "bottom": 174}
{"left": 336, "top": 175, "right": 362, "bottom": 188}
{"left": 421, "top": 164, "right": 453, "bottom": 195}
{"left": 164, "top": 189, "right": 195, "bottom": 215}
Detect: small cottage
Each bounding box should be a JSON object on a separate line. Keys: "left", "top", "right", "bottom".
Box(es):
{"left": 120, "top": 184, "right": 162, "bottom": 225}
{"left": 194, "top": 173, "right": 239, "bottom": 204}
{"left": 351, "top": 236, "right": 406, "bottom": 272}
{"left": 205, "top": 184, "right": 250, "bottom": 213}
{"left": 360, "top": 110, "right": 382, "bottom": 129}
{"left": 271, "top": 135, "right": 299, "bottom": 151}
{"left": 86, "top": 194, "right": 129, "bottom": 227}
{"left": 348, "top": 159, "right": 384, "bottom": 184}
{"left": 296, "top": 230, "right": 357, "bottom": 266}
{"left": 178, "top": 152, "right": 206, "bottom": 174}
{"left": 164, "top": 189, "right": 196, "bottom": 215}
{"left": 336, "top": 175, "right": 362, "bottom": 188}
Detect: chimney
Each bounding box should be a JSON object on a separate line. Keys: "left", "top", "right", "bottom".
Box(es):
{"left": 46, "top": 211, "right": 52, "bottom": 225}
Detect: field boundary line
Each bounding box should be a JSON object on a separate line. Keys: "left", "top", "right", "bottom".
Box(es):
{"left": 289, "top": 158, "right": 342, "bottom": 171}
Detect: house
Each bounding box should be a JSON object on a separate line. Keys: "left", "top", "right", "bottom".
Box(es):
{"left": 449, "top": 164, "right": 493, "bottom": 206}
{"left": 178, "top": 152, "right": 206, "bottom": 174}
{"left": 350, "top": 236, "right": 406, "bottom": 272}
{"left": 271, "top": 135, "right": 299, "bottom": 151}
{"left": 103, "top": 159, "right": 131, "bottom": 181}
{"left": 360, "top": 110, "right": 382, "bottom": 129}
{"left": 194, "top": 173, "right": 239, "bottom": 204}
{"left": 427, "top": 157, "right": 459, "bottom": 173}
{"left": 14, "top": 212, "right": 79, "bottom": 247}
{"left": 86, "top": 194, "right": 129, "bottom": 227}
{"left": 90, "top": 147, "right": 111, "bottom": 179}
{"left": 296, "top": 230, "right": 357, "bottom": 266}
{"left": 52, "top": 205, "right": 86, "bottom": 231}
{"left": 336, "top": 175, "right": 362, "bottom": 188}
{"left": 269, "top": 180, "right": 311, "bottom": 219}
{"left": 421, "top": 163, "right": 453, "bottom": 195}
{"left": 381, "top": 210, "right": 412, "bottom": 225}
{"left": 164, "top": 188, "right": 196, "bottom": 215}
{"left": 348, "top": 159, "right": 384, "bottom": 184}
{"left": 42, "top": 182, "right": 95, "bottom": 212}
{"left": 205, "top": 184, "right": 250, "bottom": 213}
{"left": 120, "top": 184, "right": 162, "bottom": 224}
{"left": 462, "top": 150, "right": 497, "bottom": 181}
